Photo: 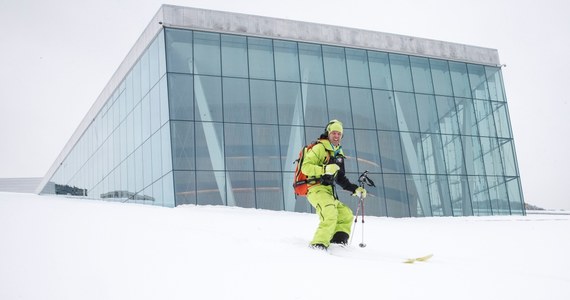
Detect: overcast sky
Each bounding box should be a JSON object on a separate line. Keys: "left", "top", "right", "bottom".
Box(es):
{"left": 1, "top": 0, "right": 568, "bottom": 210}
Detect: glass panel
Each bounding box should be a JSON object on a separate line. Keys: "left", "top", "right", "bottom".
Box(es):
{"left": 227, "top": 171, "right": 255, "bottom": 208}
{"left": 194, "top": 32, "right": 221, "bottom": 75}
{"left": 125, "top": 72, "right": 134, "bottom": 115}
{"left": 120, "top": 117, "right": 127, "bottom": 161}
{"left": 492, "top": 102, "right": 512, "bottom": 138}
{"left": 248, "top": 37, "right": 275, "bottom": 80}
{"left": 430, "top": 59, "right": 453, "bottom": 96}
{"left": 462, "top": 135, "right": 486, "bottom": 175}
{"left": 474, "top": 100, "right": 497, "bottom": 137}
{"left": 126, "top": 112, "right": 134, "bottom": 157}
{"left": 195, "top": 122, "right": 224, "bottom": 171}
{"left": 383, "top": 174, "right": 410, "bottom": 217}
{"left": 127, "top": 155, "right": 135, "bottom": 199}
{"left": 468, "top": 64, "right": 490, "bottom": 100}
{"left": 410, "top": 57, "right": 434, "bottom": 94}
{"left": 389, "top": 54, "right": 413, "bottom": 92}
{"left": 360, "top": 174, "right": 387, "bottom": 216}
{"left": 149, "top": 36, "right": 160, "bottom": 87}
{"left": 400, "top": 132, "right": 426, "bottom": 174}
{"left": 468, "top": 176, "right": 491, "bottom": 216}
{"left": 304, "top": 126, "right": 324, "bottom": 144}
{"left": 441, "top": 134, "right": 465, "bottom": 174}
{"left": 159, "top": 77, "right": 169, "bottom": 126}
{"left": 224, "top": 123, "right": 253, "bottom": 171}
{"left": 119, "top": 90, "right": 127, "bottom": 124}
{"left": 435, "top": 96, "right": 460, "bottom": 135}
{"left": 506, "top": 177, "right": 524, "bottom": 214}
{"left": 140, "top": 49, "right": 150, "bottom": 97}
{"left": 163, "top": 172, "right": 175, "bottom": 207}
{"left": 151, "top": 130, "right": 162, "bottom": 182}
{"left": 132, "top": 61, "right": 141, "bottom": 104}
{"left": 353, "top": 129, "right": 382, "bottom": 173}
{"left": 223, "top": 77, "right": 251, "bottom": 123}
{"left": 252, "top": 125, "right": 281, "bottom": 171}
{"left": 426, "top": 175, "right": 452, "bottom": 216}
{"left": 255, "top": 172, "right": 284, "bottom": 211}
{"left": 165, "top": 28, "right": 192, "bottom": 73}
{"left": 499, "top": 139, "right": 518, "bottom": 176}
{"left": 276, "top": 82, "right": 303, "bottom": 126}
{"left": 480, "top": 137, "right": 504, "bottom": 176}
{"left": 298, "top": 43, "right": 324, "bottom": 84}
{"left": 487, "top": 176, "right": 510, "bottom": 215}
{"left": 134, "top": 145, "right": 144, "bottom": 194}
{"left": 448, "top": 175, "right": 472, "bottom": 216}
{"left": 250, "top": 79, "right": 278, "bottom": 124}
{"left": 158, "top": 30, "right": 167, "bottom": 78}
{"left": 171, "top": 121, "right": 195, "bottom": 170}
{"left": 378, "top": 131, "right": 404, "bottom": 173}
{"left": 346, "top": 48, "right": 370, "bottom": 88}
{"left": 455, "top": 98, "right": 479, "bottom": 136}
{"left": 152, "top": 178, "right": 163, "bottom": 206}
{"left": 406, "top": 175, "right": 432, "bottom": 217}
{"left": 485, "top": 66, "right": 506, "bottom": 102}
{"left": 350, "top": 88, "right": 375, "bottom": 129}
{"left": 323, "top": 46, "right": 348, "bottom": 86}
{"left": 394, "top": 92, "right": 420, "bottom": 132}
{"left": 373, "top": 90, "right": 398, "bottom": 131}
{"left": 279, "top": 125, "right": 304, "bottom": 171}
{"left": 338, "top": 128, "right": 357, "bottom": 174}
{"left": 196, "top": 171, "right": 226, "bottom": 205}
{"left": 143, "top": 184, "right": 153, "bottom": 206}
{"left": 449, "top": 62, "right": 472, "bottom": 98}
{"left": 326, "top": 86, "right": 353, "bottom": 128}
{"left": 194, "top": 76, "right": 222, "bottom": 122}
{"left": 368, "top": 51, "right": 392, "bottom": 90}
{"left": 274, "top": 40, "right": 300, "bottom": 82}
{"left": 161, "top": 123, "right": 172, "bottom": 175}
{"left": 416, "top": 94, "right": 439, "bottom": 133}
{"left": 221, "top": 34, "right": 248, "bottom": 78}
{"left": 302, "top": 83, "right": 328, "bottom": 127}
{"left": 150, "top": 85, "right": 161, "bottom": 135}
{"left": 422, "top": 133, "right": 446, "bottom": 174}
{"left": 141, "top": 95, "right": 151, "bottom": 142}
{"left": 165, "top": 28, "right": 193, "bottom": 74}
{"left": 142, "top": 139, "right": 152, "bottom": 188}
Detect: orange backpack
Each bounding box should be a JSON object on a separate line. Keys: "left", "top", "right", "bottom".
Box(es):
{"left": 293, "top": 140, "right": 330, "bottom": 196}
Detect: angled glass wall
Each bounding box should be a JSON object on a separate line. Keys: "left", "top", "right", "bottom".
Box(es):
{"left": 41, "top": 26, "right": 524, "bottom": 217}
{"left": 164, "top": 27, "right": 524, "bottom": 217}
{"left": 41, "top": 31, "right": 174, "bottom": 206}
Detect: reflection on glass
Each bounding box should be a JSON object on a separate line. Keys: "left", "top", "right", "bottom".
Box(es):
{"left": 42, "top": 28, "right": 524, "bottom": 217}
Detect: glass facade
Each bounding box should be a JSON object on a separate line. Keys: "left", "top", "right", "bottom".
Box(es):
{"left": 41, "top": 31, "right": 174, "bottom": 206}
{"left": 40, "top": 26, "right": 525, "bottom": 217}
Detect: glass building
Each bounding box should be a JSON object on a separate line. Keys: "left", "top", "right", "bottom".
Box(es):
{"left": 37, "top": 5, "right": 525, "bottom": 217}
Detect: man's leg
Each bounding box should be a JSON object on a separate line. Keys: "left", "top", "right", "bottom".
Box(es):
{"left": 307, "top": 190, "right": 338, "bottom": 248}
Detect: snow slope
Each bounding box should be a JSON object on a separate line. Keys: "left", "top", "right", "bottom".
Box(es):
{"left": 1, "top": 192, "right": 569, "bottom": 300}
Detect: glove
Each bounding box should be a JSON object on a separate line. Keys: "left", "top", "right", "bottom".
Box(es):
{"left": 353, "top": 187, "right": 367, "bottom": 199}
{"left": 324, "top": 164, "right": 340, "bottom": 175}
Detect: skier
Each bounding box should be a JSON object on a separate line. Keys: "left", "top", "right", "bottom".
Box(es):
{"left": 301, "top": 120, "right": 367, "bottom": 250}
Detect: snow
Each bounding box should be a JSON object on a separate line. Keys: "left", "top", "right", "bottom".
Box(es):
{"left": 1, "top": 192, "right": 569, "bottom": 300}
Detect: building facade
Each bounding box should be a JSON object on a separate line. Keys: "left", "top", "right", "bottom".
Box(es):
{"left": 38, "top": 5, "right": 525, "bottom": 217}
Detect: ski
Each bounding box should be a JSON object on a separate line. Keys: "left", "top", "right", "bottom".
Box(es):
{"left": 403, "top": 253, "right": 433, "bottom": 264}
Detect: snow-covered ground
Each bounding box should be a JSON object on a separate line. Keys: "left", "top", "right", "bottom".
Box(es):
{"left": 1, "top": 192, "right": 568, "bottom": 300}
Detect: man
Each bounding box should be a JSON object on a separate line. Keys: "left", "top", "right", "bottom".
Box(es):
{"left": 301, "top": 120, "right": 367, "bottom": 250}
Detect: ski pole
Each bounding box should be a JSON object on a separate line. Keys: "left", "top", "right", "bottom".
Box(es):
{"left": 357, "top": 184, "right": 366, "bottom": 248}
{"left": 352, "top": 171, "right": 376, "bottom": 248}
{"left": 350, "top": 197, "right": 361, "bottom": 245}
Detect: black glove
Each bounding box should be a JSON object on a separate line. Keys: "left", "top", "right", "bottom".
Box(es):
{"left": 321, "top": 174, "right": 335, "bottom": 186}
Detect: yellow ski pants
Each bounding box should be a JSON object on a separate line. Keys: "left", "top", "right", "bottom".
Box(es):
{"left": 307, "top": 185, "right": 353, "bottom": 247}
